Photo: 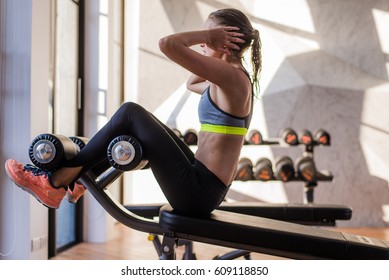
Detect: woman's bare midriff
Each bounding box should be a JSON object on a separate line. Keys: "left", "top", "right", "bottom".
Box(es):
{"left": 195, "top": 131, "right": 245, "bottom": 186}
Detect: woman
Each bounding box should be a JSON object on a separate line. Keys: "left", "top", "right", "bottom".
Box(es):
{"left": 5, "top": 8, "right": 262, "bottom": 216}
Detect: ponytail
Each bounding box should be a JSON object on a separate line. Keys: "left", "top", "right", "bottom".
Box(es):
{"left": 209, "top": 9, "right": 262, "bottom": 96}
{"left": 250, "top": 29, "right": 262, "bottom": 97}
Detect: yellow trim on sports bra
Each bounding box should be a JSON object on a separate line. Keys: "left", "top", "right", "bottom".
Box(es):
{"left": 200, "top": 124, "right": 248, "bottom": 136}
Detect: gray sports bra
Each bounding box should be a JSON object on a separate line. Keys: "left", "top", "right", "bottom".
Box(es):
{"left": 198, "top": 86, "right": 253, "bottom": 136}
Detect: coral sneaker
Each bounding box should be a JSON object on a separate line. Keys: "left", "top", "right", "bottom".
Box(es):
{"left": 66, "top": 181, "right": 86, "bottom": 204}
{"left": 4, "top": 159, "right": 66, "bottom": 209}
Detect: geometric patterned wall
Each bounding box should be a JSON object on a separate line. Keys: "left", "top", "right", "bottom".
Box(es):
{"left": 136, "top": 0, "right": 389, "bottom": 226}
{"left": 250, "top": 0, "right": 389, "bottom": 227}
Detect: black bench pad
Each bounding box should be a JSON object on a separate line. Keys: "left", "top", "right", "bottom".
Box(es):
{"left": 159, "top": 205, "right": 389, "bottom": 260}
{"left": 217, "top": 202, "right": 351, "bottom": 224}
{"left": 125, "top": 202, "right": 351, "bottom": 225}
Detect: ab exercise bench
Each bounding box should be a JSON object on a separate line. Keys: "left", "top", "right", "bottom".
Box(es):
{"left": 124, "top": 202, "right": 353, "bottom": 259}
{"left": 28, "top": 133, "right": 389, "bottom": 259}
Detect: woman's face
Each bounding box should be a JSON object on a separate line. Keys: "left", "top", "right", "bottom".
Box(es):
{"left": 200, "top": 19, "right": 221, "bottom": 57}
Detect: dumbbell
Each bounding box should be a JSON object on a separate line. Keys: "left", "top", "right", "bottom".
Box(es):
{"left": 279, "top": 128, "right": 298, "bottom": 146}
{"left": 107, "top": 135, "right": 148, "bottom": 171}
{"left": 295, "top": 156, "right": 317, "bottom": 183}
{"left": 298, "top": 129, "right": 314, "bottom": 146}
{"left": 253, "top": 158, "right": 273, "bottom": 181}
{"left": 171, "top": 128, "right": 183, "bottom": 139}
{"left": 235, "top": 158, "right": 254, "bottom": 181}
{"left": 246, "top": 129, "right": 263, "bottom": 145}
{"left": 275, "top": 156, "right": 295, "bottom": 182}
{"left": 183, "top": 129, "right": 198, "bottom": 146}
{"left": 29, "top": 133, "right": 80, "bottom": 171}
{"left": 314, "top": 129, "right": 331, "bottom": 145}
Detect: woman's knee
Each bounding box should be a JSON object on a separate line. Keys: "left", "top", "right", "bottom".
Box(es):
{"left": 117, "top": 101, "right": 144, "bottom": 115}
{"left": 112, "top": 102, "right": 147, "bottom": 125}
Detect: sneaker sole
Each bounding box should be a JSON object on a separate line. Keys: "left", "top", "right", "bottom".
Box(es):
{"left": 66, "top": 192, "right": 77, "bottom": 204}
{"left": 4, "top": 162, "right": 62, "bottom": 209}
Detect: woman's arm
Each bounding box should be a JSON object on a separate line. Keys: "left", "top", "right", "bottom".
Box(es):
{"left": 159, "top": 28, "right": 244, "bottom": 90}
{"left": 186, "top": 74, "right": 208, "bottom": 94}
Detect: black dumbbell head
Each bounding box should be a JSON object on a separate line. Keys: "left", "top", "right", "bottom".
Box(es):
{"left": 254, "top": 158, "right": 273, "bottom": 181}
{"left": 280, "top": 128, "right": 298, "bottom": 145}
{"left": 295, "top": 156, "right": 317, "bottom": 183}
{"left": 247, "top": 129, "right": 263, "bottom": 145}
{"left": 235, "top": 158, "right": 254, "bottom": 181}
{"left": 298, "top": 129, "right": 314, "bottom": 145}
{"left": 183, "top": 129, "right": 198, "bottom": 146}
{"left": 314, "top": 129, "right": 331, "bottom": 145}
{"left": 171, "top": 128, "right": 183, "bottom": 139}
{"left": 275, "top": 156, "right": 295, "bottom": 182}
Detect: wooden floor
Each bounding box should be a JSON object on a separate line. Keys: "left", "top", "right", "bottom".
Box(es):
{"left": 51, "top": 223, "right": 389, "bottom": 260}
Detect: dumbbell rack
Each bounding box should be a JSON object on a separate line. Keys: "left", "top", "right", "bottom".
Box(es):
{"left": 170, "top": 127, "right": 332, "bottom": 203}
{"left": 239, "top": 128, "right": 332, "bottom": 204}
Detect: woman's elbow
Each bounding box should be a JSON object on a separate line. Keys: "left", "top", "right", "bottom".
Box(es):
{"left": 158, "top": 37, "right": 170, "bottom": 54}
{"left": 186, "top": 80, "right": 193, "bottom": 91}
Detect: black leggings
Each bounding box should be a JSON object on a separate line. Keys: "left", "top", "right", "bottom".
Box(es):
{"left": 65, "top": 102, "right": 228, "bottom": 216}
